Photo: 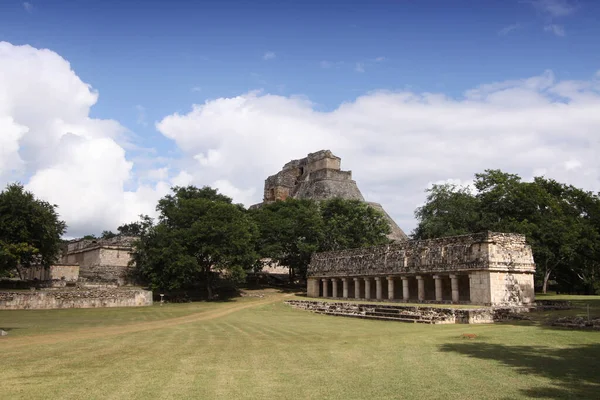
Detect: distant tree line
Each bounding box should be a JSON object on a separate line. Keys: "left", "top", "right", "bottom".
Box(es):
{"left": 4, "top": 169, "right": 599, "bottom": 298}
{"left": 413, "top": 170, "right": 600, "bottom": 295}
{"left": 129, "top": 186, "right": 391, "bottom": 298}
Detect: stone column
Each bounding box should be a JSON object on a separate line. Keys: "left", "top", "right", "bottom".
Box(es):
{"left": 387, "top": 276, "right": 395, "bottom": 300}
{"left": 307, "top": 278, "right": 318, "bottom": 298}
{"left": 322, "top": 278, "right": 329, "bottom": 298}
{"left": 353, "top": 278, "right": 361, "bottom": 299}
{"left": 402, "top": 277, "right": 409, "bottom": 301}
{"left": 450, "top": 274, "right": 459, "bottom": 303}
{"left": 433, "top": 275, "right": 443, "bottom": 302}
{"left": 331, "top": 278, "right": 339, "bottom": 298}
{"left": 364, "top": 277, "right": 371, "bottom": 300}
{"left": 342, "top": 278, "right": 349, "bottom": 299}
{"left": 416, "top": 275, "right": 425, "bottom": 302}
{"left": 375, "top": 277, "right": 383, "bottom": 300}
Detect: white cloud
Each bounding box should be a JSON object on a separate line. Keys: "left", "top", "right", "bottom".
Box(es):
{"left": 544, "top": 24, "right": 566, "bottom": 36}
{"left": 191, "top": 86, "right": 202, "bottom": 92}
{"left": 498, "top": 24, "right": 520, "bottom": 35}
{"left": 355, "top": 63, "right": 365, "bottom": 73}
{"left": 0, "top": 42, "right": 171, "bottom": 237}
{"left": 320, "top": 61, "right": 333, "bottom": 69}
{"left": 135, "top": 104, "right": 147, "bottom": 126}
{"left": 374, "top": 57, "right": 386, "bottom": 62}
{"left": 157, "top": 71, "right": 600, "bottom": 235}
{"left": 23, "top": 2, "right": 33, "bottom": 12}
{"left": 263, "top": 51, "right": 276, "bottom": 61}
{"left": 532, "top": 0, "right": 577, "bottom": 17}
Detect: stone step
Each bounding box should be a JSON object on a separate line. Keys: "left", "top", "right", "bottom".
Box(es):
{"left": 313, "top": 310, "right": 435, "bottom": 324}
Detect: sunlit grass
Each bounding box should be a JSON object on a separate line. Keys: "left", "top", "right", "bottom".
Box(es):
{"left": 1, "top": 292, "right": 598, "bottom": 400}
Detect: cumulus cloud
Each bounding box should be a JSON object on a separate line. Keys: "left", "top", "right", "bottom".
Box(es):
{"left": 157, "top": 70, "right": 600, "bottom": 234}
{"left": 544, "top": 24, "right": 565, "bottom": 36}
{"left": 532, "top": 0, "right": 577, "bottom": 17}
{"left": 263, "top": 51, "right": 276, "bottom": 60}
{"left": 0, "top": 42, "right": 171, "bottom": 237}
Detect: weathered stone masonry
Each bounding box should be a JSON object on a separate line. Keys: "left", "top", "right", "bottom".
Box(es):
{"left": 307, "top": 232, "right": 535, "bottom": 306}
{"left": 251, "top": 150, "right": 408, "bottom": 241}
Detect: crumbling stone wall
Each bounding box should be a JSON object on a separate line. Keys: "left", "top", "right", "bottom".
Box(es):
{"left": 0, "top": 288, "right": 152, "bottom": 310}
{"left": 24, "top": 264, "right": 79, "bottom": 282}
{"left": 308, "top": 232, "right": 535, "bottom": 277}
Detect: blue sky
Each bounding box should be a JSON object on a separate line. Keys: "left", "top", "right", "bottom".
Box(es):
{"left": 1, "top": 0, "right": 599, "bottom": 236}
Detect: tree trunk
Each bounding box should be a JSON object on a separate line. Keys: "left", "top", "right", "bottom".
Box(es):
{"left": 542, "top": 269, "right": 552, "bottom": 294}
{"left": 204, "top": 268, "right": 214, "bottom": 300}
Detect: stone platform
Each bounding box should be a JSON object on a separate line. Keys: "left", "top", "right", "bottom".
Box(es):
{"left": 0, "top": 288, "right": 153, "bottom": 310}
{"left": 286, "top": 300, "right": 530, "bottom": 324}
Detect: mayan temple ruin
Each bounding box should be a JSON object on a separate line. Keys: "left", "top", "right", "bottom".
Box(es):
{"left": 252, "top": 150, "right": 408, "bottom": 241}
{"left": 306, "top": 232, "right": 536, "bottom": 306}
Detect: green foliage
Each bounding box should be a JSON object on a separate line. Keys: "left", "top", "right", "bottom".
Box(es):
{"left": 251, "top": 198, "right": 392, "bottom": 280}
{"left": 413, "top": 170, "right": 600, "bottom": 294}
{"left": 251, "top": 199, "right": 324, "bottom": 280}
{"left": 101, "top": 230, "right": 117, "bottom": 239}
{"left": 131, "top": 186, "right": 259, "bottom": 299}
{"left": 0, "top": 183, "right": 66, "bottom": 278}
{"left": 320, "top": 198, "right": 391, "bottom": 251}
{"left": 117, "top": 222, "right": 144, "bottom": 236}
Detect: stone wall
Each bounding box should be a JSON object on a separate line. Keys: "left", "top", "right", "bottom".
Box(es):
{"left": 0, "top": 288, "right": 152, "bottom": 310}
{"left": 24, "top": 264, "right": 79, "bottom": 283}
{"left": 308, "top": 232, "right": 535, "bottom": 277}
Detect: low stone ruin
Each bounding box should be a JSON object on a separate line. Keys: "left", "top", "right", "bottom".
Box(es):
{"left": 285, "top": 299, "right": 529, "bottom": 324}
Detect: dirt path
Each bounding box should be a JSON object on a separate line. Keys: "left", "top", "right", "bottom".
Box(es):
{"left": 1, "top": 293, "right": 291, "bottom": 348}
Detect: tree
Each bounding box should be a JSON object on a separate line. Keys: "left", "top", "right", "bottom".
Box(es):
{"left": 413, "top": 170, "right": 600, "bottom": 294}
{"left": 413, "top": 183, "right": 479, "bottom": 239}
{"left": 117, "top": 222, "right": 143, "bottom": 236}
{"left": 101, "top": 230, "right": 117, "bottom": 239}
{"left": 132, "top": 186, "right": 258, "bottom": 299}
{"left": 251, "top": 199, "right": 323, "bottom": 281}
{"left": 0, "top": 183, "right": 66, "bottom": 279}
{"left": 320, "top": 198, "right": 391, "bottom": 251}
{"left": 251, "top": 198, "right": 392, "bottom": 281}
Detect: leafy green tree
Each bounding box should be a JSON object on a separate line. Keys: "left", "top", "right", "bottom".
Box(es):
{"left": 0, "top": 183, "right": 66, "bottom": 279}
{"left": 251, "top": 198, "right": 392, "bottom": 281}
{"left": 132, "top": 186, "right": 258, "bottom": 299}
{"left": 413, "top": 183, "right": 479, "bottom": 239}
{"left": 251, "top": 199, "right": 323, "bottom": 281}
{"left": 117, "top": 222, "right": 143, "bottom": 236}
{"left": 320, "top": 198, "right": 391, "bottom": 251}
{"left": 413, "top": 170, "right": 600, "bottom": 294}
{"left": 101, "top": 230, "right": 117, "bottom": 239}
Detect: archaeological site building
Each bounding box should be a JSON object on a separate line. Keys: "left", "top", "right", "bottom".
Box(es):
{"left": 252, "top": 150, "right": 407, "bottom": 241}
{"left": 307, "top": 232, "right": 536, "bottom": 306}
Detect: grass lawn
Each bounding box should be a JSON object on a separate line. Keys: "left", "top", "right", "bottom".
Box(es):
{"left": 1, "top": 290, "right": 599, "bottom": 400}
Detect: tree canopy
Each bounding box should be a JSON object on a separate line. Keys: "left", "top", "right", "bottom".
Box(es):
{"left": 250, "top": 198, "right": 392, "bottom": 280}
{"left": 0, "top": 183, "right": 66, "bottom": 278}
{"left": 413, "top": 170, "right": 600, "bottom": 294}
{"left": 131, "top": 186, "right": 259, "bottom": 299}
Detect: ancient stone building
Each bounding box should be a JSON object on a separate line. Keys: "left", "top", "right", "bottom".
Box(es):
{"left": 252, "top": 150, "right": 407, "bottom": 241}
{"left": 60, "top": 235, "right": 137, "bottom": 286}
{"left": 306, "top": 232, "right": 536, "bottom": 306}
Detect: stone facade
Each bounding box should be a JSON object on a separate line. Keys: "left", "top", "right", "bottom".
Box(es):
{"left": 23, "top": 264, "right": 79, "bottom": 287}
{"left": 306, "top": 232, "right": 535, "bottom": 306}
{"left": 61, "top": 235, "right": 136, "bottom": 286}
{"left": 0, "top": 288, "right": 152, "bottom": 310}
{"left": 252, "top": 150, "right": 407, "bottom": 241}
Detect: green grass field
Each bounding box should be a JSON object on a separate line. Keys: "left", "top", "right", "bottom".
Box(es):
{"left": 1, "top": 290, "right": 599, "bottom": 400}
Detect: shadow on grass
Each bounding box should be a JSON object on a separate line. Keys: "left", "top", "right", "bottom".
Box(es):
{"left": 439, "top": 342, "right": 600, "bottom": 399}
